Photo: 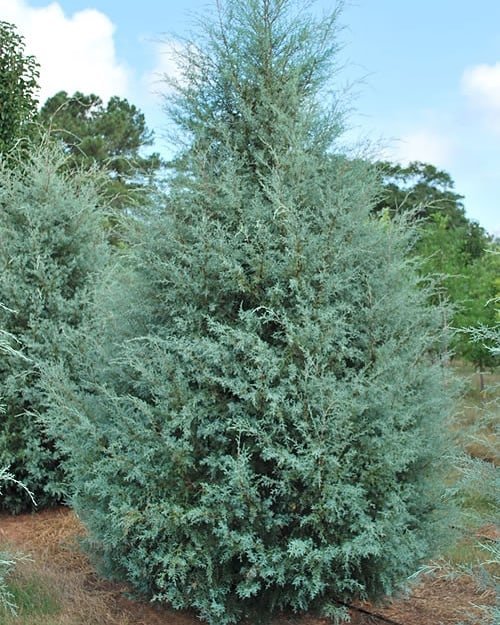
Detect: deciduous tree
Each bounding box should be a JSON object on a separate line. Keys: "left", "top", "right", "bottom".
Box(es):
{"left": 378, "top": 160, "right": 496, "bottom": 374}
{"left": 0, "top": 21, "right": 39, "bottom": 154}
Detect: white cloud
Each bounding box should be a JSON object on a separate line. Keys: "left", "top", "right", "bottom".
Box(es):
{"left": 462, "top": 62, "right": 500, "bottom": 111}
{"left": 143, "top": 38, "right": 188, "bottom": 99}
{"left": 390, "top": 129, "right": 454, "bottom": 168}
{"left": 462, "top": 62, "right": 500, "bottom": 135}
{"left": 0, "top": 0, "right": 129, "bottom": 103}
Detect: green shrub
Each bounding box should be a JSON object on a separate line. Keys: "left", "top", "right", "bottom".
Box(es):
{"left": 0, "top": 143, "right": 109, "bottom": 512}
{"left": 46, "top": 1, "right": 454, "bottom": 623}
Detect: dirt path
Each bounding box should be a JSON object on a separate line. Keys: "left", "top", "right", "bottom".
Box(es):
{"left": 0, "top": 507, "right": 494, "bottom": 625}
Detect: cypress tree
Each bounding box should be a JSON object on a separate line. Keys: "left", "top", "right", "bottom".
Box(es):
{"left": 0, "top": 143, "right": 109, "bottom": 512}
{"left": 47, "top": 1, "right": 453, "bottom": 622}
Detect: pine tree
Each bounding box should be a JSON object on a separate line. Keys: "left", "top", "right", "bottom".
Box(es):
{"left": 0, "top": 142, "right": 109, "bottom": 512}
{"left": 46, "top": 1, "right": 453, "bottom": 622}
{"left": 38, "top": 91, "right": 163, "bottom": 217}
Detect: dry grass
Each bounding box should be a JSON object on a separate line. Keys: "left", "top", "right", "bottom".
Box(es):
{"left": 450, "top": 364, "right": 499, "bottom": 465}
{"left": 442, "top": 364, "right": 498, "bottom": 579}
{"left": 0, "top": 509, "right": 194, "bottom": 625}
{"left": 0, "top": 507, "right": 496, "bottom": 625}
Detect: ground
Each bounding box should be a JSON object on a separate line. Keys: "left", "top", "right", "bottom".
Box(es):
{"left": 0, "top": 507, "right": 495, "bottom": 625}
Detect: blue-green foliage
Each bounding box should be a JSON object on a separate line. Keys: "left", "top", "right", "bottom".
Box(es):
{"left": 0, "top": 468, "right": 19, "bottom": 614}
{"left": 0, "top": 144, "right": 109, "bottom": 512}
{"left": 1, "top": 323, "right": 28, "bottom": 613}
{"left": 46, "top": 1, "right": 454, "bottom": 623}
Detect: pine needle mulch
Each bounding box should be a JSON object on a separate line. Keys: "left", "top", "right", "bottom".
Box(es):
{"left": 0, "top": 507, "right": 495, "bottom": 625}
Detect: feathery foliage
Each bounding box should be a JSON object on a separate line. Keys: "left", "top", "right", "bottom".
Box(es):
{"left": 0, "top": 320, "right": 33, "bottom": 613}
{"left": 0, "top": 324, "right": 16, "bottom": 610}
{"left": 46, "top": 1, "right": 454, "bottom": 623}
{"left": 0, "top": 143, "right": 109, "bottom": 512}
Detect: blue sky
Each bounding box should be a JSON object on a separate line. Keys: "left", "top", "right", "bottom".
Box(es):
{"left": 1, "top": 0, "right": 499, "bottom": 234}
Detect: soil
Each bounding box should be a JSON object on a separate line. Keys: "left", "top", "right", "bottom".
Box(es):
{"left": 0, "top": 507, "right": 495, "bottom": 625}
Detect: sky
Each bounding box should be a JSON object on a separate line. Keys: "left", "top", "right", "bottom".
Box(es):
{"left": 1, "top": 0, "right": 499, "bottom": 235}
